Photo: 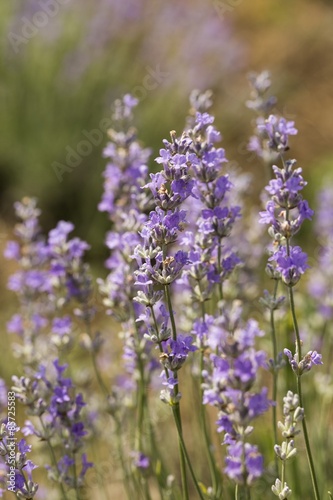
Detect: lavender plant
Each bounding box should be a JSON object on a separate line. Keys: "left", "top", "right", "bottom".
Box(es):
{"left": 2, "top": 75, "right": 330, "bottom": 500}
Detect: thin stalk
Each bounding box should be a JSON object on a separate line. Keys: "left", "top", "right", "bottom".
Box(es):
{"left": 72, "top": 453, "right": 82, "bottom": 500}
{"left": 38, "top": 417, "right": 69, "bottom": 500}
{"left": 164, "top": 284, "right": 177, "bottom": 342}
{"left": 164, "top": 284, "right": 204, "bottom": 500}
{"left": 197, "top": 280, "right": 223, "bottom": 499}
{"left": 288, "top": 286, "right": 321, "bottom": 500}
{"left": 297, "top": 376, "right": 321, "bottom": 500}
{"left": 84, "top": 315, "right": 110, "bottom": 398}
{"left": 281, "top": 460, "right": 285, "bottom": 490}
{"left": 235, "top": 483, "right": 239, "bottom": 500}
{"left": 115, "top": 419, "right": 135, "bottom": 500}
{"left": 283, "top": 193, "right": 320, "bottom": 500}
{"left": 147, "top": 416, "right": 169, "bottom": 499}
{"left": 241, "top": 431, "right": 250, "bottom": 500}
{"left": 172, "top": 405, "right": 205, "bottom": 500}
{"left": 21, "top": 470, "right": 32, "bottom": 499}
{"left": 147, "top": 307, "right": 172, "bottom": 496}
{"left": 164, "top": 284, "right": 188, "bottom": 497}
{"left": 270, "top": 279, "right": 279, "bottom": 476}
{"left": 171, "top": 371, "right": 189, "bottom": 500}
{"left": 130, "top": 305, "right": 153, "bottom": 500}
{"left": 142, "top": 474, "right": 153, "bottom": 500}
{"left": 217, "top": 241, "right": 223, "bottom": 305}
{"left": 199, "top": 350, "right": 221, "bottom": 498}
{"left": 133, "top": 330, "right": 146, "bottom": 452}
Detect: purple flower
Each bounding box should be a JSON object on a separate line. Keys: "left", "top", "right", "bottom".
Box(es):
{"left": 258, "top": 114, "right": 297, "bottom": 152}
{"left": 18, "top": 439, "right": 32, "bottom": 455}
{"left": 7, "top": 314, "right": 24, "bottom": 335}
{"left": 58, "top": 455, "right": 75, "bottom": 475}
{"left": 4, "top": 241, "right": 20, "bottom": 260}
{"left": 224, "top": 442, "right": 263, "bottom": 484}
{"left": 22, "top": 420, "right": 36, "bottom": 437}
{"left": 131, "top": 451, "right": 150, "bottom": 470}
{"left": 271, "top": 246, "right": 309, "bottom": 286}
{"left": 161, "top": 334, "right": 197, "bottom": 371}
{"left": 52, "top": 316, "right": 72, "bottom": 336}
{"left": 247, "top": 388, "right": 270, "bottom": 418}
{"left": 71, "top": 422, "right": 87, "bottom": 440}
{"left": 284, "top": 348, "right": 323, "bottom": 375}
{"left": 80, "top": 453, "right": 93, "bottom": 478}
{"left": 48, "top": 221, "right": 74, "bottom": 247}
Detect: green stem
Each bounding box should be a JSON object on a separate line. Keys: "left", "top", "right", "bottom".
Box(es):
{"left": 115, "top": 419, "right": 135, "bottom": 500}
{"left": 164, "top": 284, "right": 177, "bottom": 341}
{"left": 281, "top": 460, "right": 285, "bottom": 489}
{"left": 199, "top": 349, "right": 222, "bottom": 498}
{"left": 217, "top": 241, "right": 223, "bottom": 304}
{"left": 133, "top": 333, "right": 146, "bottom": 451}
{"left": 164, "top": 284, "right": 205, "bottom": 500}
{"left": 21, "top": 470, "right": 32, "bottom": 500}
{"left": 72, "top": 452, "right": 82, "bottom": 500}
{"left": 84, "top": 316, "right": 110, "bottom": 398}
{"left": 172, "top": 405, "right": 205, "bottom": 500}
{"left": 171, "top": 370, "right": 189, "bottom": 500}
{"left": 288, "top": 286, "right": 321, "bottom": 500}
{"left": 297, "top": 376, "right": 321, "bottom": 500}
{"left": 196, "top": 283, "right": 222, "bottom": 499}
{"left": 38, "top": 417, "right": 69, "bottom": 500}
{"left": 241, "top": 429, "right": 250, "bottom": 500}
{"left": 130, "top": 304, "right": 154, "bottom": 500}
{"left": 235, "top": 483, "right": 239, "bottom": 500}
{"left": 270, "top": 279, "right": 279, "bottom": 476}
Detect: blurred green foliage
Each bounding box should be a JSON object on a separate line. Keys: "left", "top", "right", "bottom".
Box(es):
{"left": 1, "top": 0, "right": 333, "bottom": 263}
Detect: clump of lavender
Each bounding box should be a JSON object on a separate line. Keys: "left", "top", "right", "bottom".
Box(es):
{"left": 272, "top": 391, "right": 304, "bottom": 499}
{"left": 4, "top": 198, "right": 54, "bottom": 365}
{"left": 12, "top": 360, "right": 92, "bottom": 498}
{"left": 3, "top": 76, "right": 332, "bottom": 499}
{"left": 4, "top": 202, "right": 95, "bottom": 499}
{"left": 4, "top": 198, "right": 93, "bottom": 363}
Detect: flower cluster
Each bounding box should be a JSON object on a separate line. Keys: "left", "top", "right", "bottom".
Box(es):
{"left": 4, "top": 198, "right": 93, "bottom": 361}
{"left": 98, "top": 94, "right": 152, "bottom": 219}
{"left": 284, "top": 348, "right": 323, "bottom": 376}
{"left": 12, "top": 359, "right": 92, "bottom": 490}
{"left": 201, "top": 303, "right": 270, "bottom": 485}
{"left": 133, "top": 129, "right": 197, "bottom": 403}
{"left": 259, "top": 158, "right": 313, "bottom": 286}
{"left": 175, "top": 100, "right": 241, "bottom": 320}
{"left": 247, "top": 71, "right": 280, "bottom": 164}
{"left": 258, "top": 115, "right": 297, "bottom": 153}
{"left": 97, "top": 95, "right": 153, "bottom": 348}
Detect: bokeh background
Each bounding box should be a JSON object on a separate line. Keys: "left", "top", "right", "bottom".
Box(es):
{"left": 1, "top": 1, "right": 333, "bottom": 498}
{"left": 1, "top": 0, "right": 333, "bottom": 256}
